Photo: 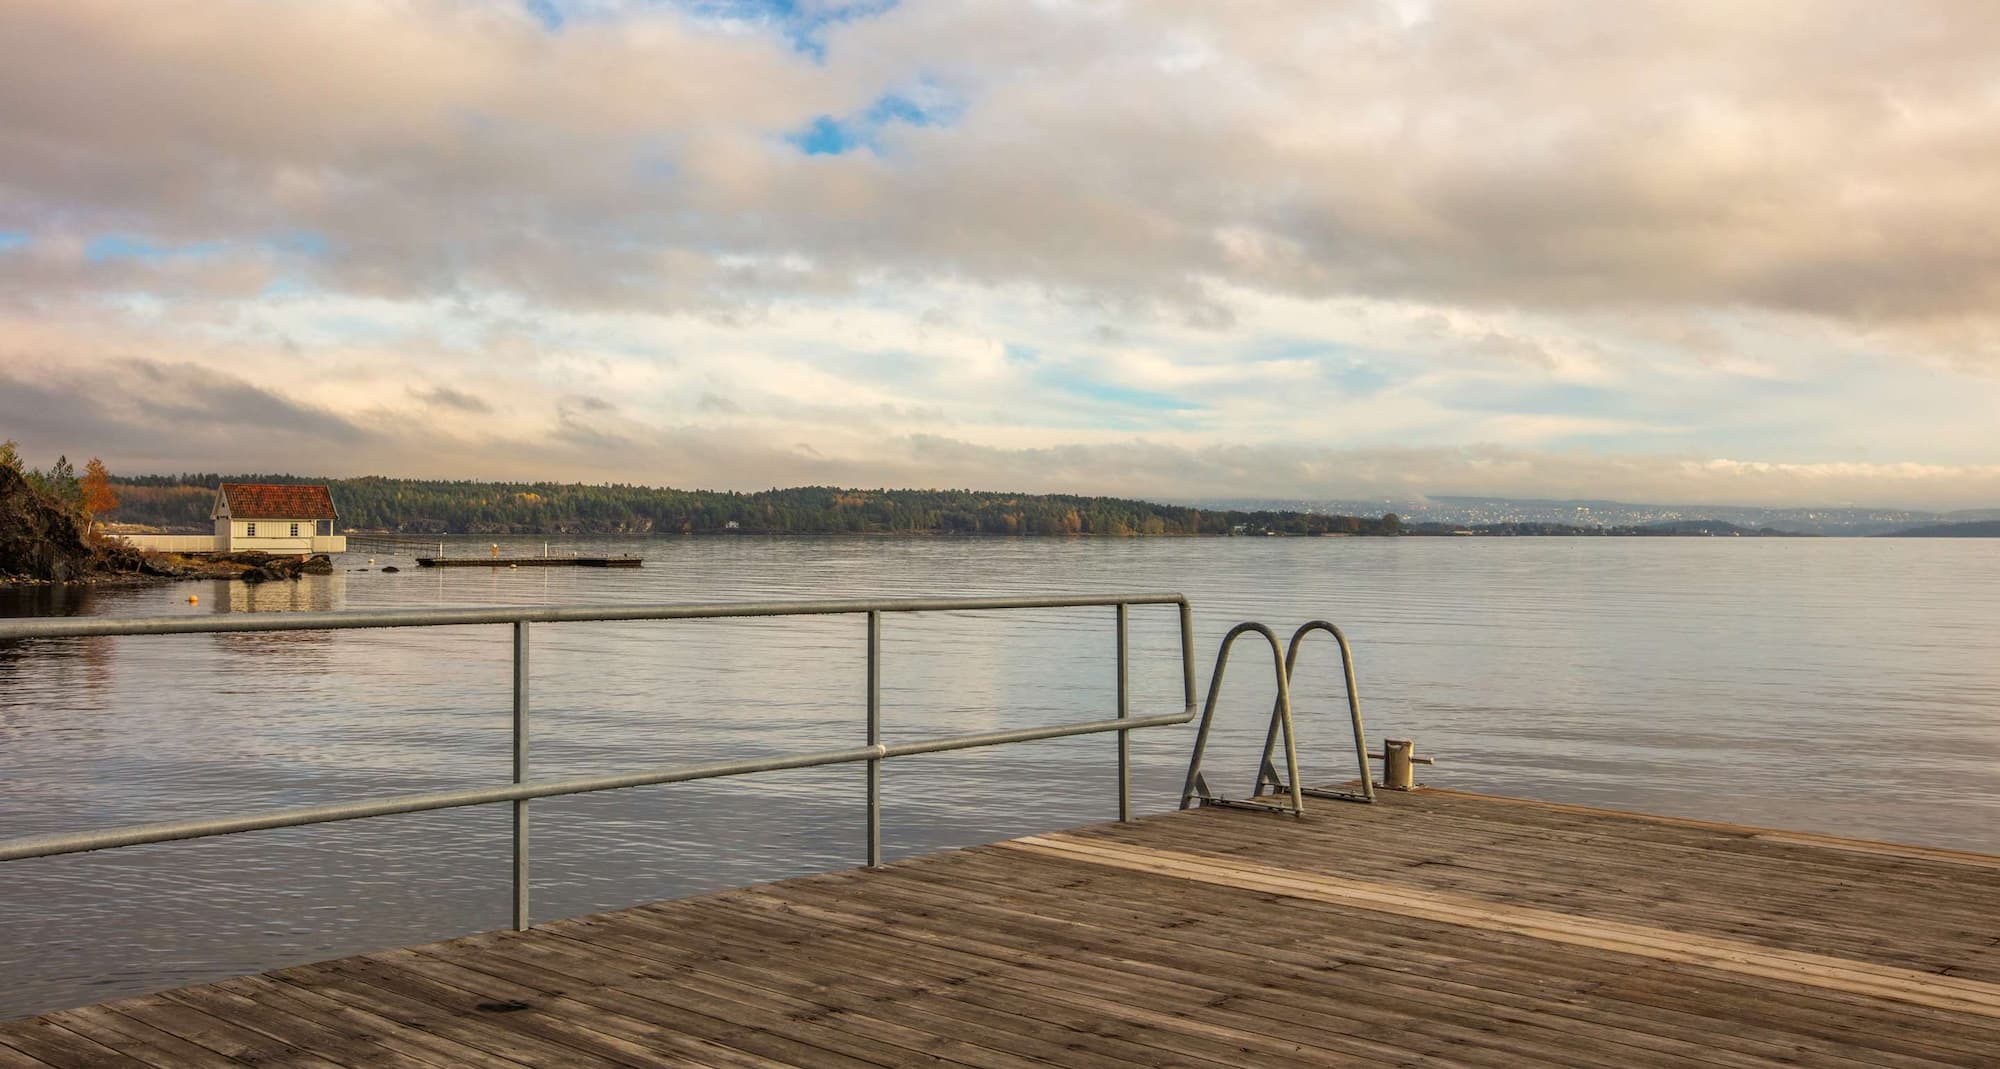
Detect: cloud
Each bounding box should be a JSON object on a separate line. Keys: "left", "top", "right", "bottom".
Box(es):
{"left": 410, "top": 385, "right": 493, "bottom": 413}
{"left": 3, "top": 1, "right": 1999, "bottom": 506}
{"left": 2, "top": 2, "right": 1996, "bottom": 348}
{"left": 0, "top": 358, "right": 366, "bottom": 465}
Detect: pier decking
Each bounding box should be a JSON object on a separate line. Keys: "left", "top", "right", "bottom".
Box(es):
{"left": 5, "top": 788, "right": 1997, "bottom": 1068}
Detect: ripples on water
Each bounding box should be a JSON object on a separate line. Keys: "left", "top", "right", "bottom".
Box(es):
{"left": 2, "top": 536, "right": 1997, "bottom": 1017}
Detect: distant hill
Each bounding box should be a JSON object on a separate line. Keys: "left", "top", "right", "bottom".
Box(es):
{"left": 1881, "top": 521, "right": 2000, "bottom": 538}
{"left": 105, "top": 475, "right": 1403, "bottom": 538}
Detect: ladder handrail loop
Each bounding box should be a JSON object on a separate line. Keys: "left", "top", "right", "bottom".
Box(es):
{"left": 1177, "top": 622, "right": 1305, "bottom": 816}
{"left": 1253, "top": 621, "right": 1376, "bottom": 804}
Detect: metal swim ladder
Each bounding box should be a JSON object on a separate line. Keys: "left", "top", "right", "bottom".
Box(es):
{"left": 1179, "top": 620, "right": 1376, "bottom": 815}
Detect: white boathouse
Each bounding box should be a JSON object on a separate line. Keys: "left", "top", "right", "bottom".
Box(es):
{"left": 117, "top": 483, "right": 346, "bottom": 555}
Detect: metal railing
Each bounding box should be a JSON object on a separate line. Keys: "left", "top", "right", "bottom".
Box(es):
{"left": 0, "top": 594, "right": 1197, "bottom": 929}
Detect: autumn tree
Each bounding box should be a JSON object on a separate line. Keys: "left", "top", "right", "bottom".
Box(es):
{"left": 81, "top": 457, "right": 118, "bottom": 521}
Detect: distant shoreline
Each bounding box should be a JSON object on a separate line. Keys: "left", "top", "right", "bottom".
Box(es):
{"left": 104, "top": 475, "right": 2000, "bottom": 541}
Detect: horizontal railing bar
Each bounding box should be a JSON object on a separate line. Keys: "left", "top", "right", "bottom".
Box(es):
{"left": 0, "top": 706, "right": 1195, "bottom": 863}
{"left": 878, "top": 711, "right": 1191, "bottom": 759}
{"left": 0, "top": 593, "right": 1189, "bottom": 641}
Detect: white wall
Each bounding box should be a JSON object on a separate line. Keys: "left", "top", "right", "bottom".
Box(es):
{"left": 227, "top": 519, "right": 323, "bottom": 553}
{"left": 116, "top": 521, "right": 341, "bottom": 554}
{"left": 115, "top": 534, "right": 225, "bottom": 553}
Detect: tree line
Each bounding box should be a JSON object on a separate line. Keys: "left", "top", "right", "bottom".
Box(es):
{"left": 2, "top": 440, "right": 118, "bottom": 522}
{"left": 106, "top": 473, "right": 1403, "bottom": 537}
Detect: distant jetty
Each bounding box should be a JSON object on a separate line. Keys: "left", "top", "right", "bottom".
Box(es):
{"left": 416, "top": 555, "right": 643, "bottom": 568}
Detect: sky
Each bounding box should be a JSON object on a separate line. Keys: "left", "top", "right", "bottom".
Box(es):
{"left": 2, "top": 0, "right": 1999, "bottom": 509}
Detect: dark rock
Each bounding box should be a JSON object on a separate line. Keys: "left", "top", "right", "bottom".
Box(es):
{"left": 380, "top": 565, "right": 401, "bottom": 573}
{"left": 299, "top": 554, "right": 334, "bottom": 575}
{"left": 0, "top": 464, "right": 158, "bottom": 582}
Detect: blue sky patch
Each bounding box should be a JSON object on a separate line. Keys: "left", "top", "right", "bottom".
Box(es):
{"left": 1449, "top": 382, "right": 1617, "bottom": 414}
{"left": 266, "top": 230, "right": 332, "bottom": 257}
{"left": 0, "top": 230, "right": 28, "bottom": 253}
{"left": 1038, "top": 366, "right": 1200, "bottom": 412}
{"left": 1331, "top": 361, "right": 1391, "bottom": 397}
{"left": 1250, "top": 338, "right": 1398, "bottom": 397}
{"left": 84, "top": 235, "right": 228, "bottom": 263}
{"left": 786, "top": 87, "right": 959, "bottom": 156}
{"left": 523, "top": 0, "right": 564, "bottom": 30}
{"left": 788, "top": 116, "right": 853, "bottom": 156}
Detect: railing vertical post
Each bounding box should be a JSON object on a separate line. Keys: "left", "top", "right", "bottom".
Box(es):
{"left": 1178, "top": 598, "right": 1196, "bottom": 710}
{"left": 866, "top": 610, "right": 882, "bottom": 868}
{"left": 512, "top": 620, "right": 530, "bottom": 930}
{"left": 1116, "top": 602, "right": 1130, "bottom": 822}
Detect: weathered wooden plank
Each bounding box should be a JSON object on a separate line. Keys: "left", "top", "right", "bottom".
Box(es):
{"left": 429, "top": 931, "right": 991, "bottom": 1069}
{"left": 216, "top": 976, "right": 545, "bottom": 1069}
{"left": 1002, "top": 834, "right": 2000, "bottom": 1019}
{"left": 0, "top": 1017, "right": 176, "bottom": 1069}
{"left": 856, "top": 850, "right": 2000, "bottom": 1066}
{"left": 1081, "top": 815, "right": 2000, "bottom": 978}
{"left": 34, "top": 1004, "right": 243, "bottom": 1069}
{"left": 296, "top": 953, "right": 705, "bottom": 1069}
{"left": 1079, "top": 806, "right": 2000, "bottom": 929}
{"left": 98, "top": 995, "right": 351, "bottom": 1069}
{"left": 160, "top": 982, "right": 472, "bottom": 1069}
{"left": 269, "top": 960, "right": 633, "bottom": 1069}
{"left": 523, "top": 924, "right": 1264, "bottom": 1069}
{"left": 421, "top": 933, "right": 1031, "bottom": 1069}
{"left": 1413, "top": 790, "right": 2000, "bottom": 870}
{"left": 557, "top": 902, "right": 1445, "bottom": 1069}
{"left": 1094, "top": 796, "right": 1999, "bottom": 894}
{"left": 702, "top": 875, "right": 1823, "bottom": 1069}
{"left": 755, "top": 860, "right": 1961, "bottom": 1069}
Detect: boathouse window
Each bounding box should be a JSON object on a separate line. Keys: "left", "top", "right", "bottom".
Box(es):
{"left": 317, "top": 520, "right": 332, "bottom": 536}
{"left": 290, "top": 523, "right": 300, "bottom": 537}
{"left": 246, "top": 523, "right": 256, "bottom": 536}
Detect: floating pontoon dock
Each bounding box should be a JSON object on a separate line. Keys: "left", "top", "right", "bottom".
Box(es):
{"left": 415, "top": 555, "right": 643, "bottom": 568}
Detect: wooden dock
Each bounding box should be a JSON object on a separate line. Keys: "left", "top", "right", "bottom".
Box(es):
{"left": 5, "top": 788, "right": 1997, "bottom": 1067}
{"left": 415, "top": 556, "right": 643, "bottom": 568}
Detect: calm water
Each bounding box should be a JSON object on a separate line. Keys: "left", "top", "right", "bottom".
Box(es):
{"left": 3, "top": 536, "right": 1998, "bottom": 1018}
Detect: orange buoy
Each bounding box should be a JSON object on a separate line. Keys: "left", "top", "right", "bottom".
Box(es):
{"left": 187, "top": 594, "right": 199, "bottom": 604}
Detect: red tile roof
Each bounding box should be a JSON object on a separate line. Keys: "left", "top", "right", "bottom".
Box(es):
{"left": 219, "top": 483, "right": 338, "bottom": 520}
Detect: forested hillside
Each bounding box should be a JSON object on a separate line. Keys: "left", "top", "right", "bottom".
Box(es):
{"left": 108, "top": 474, "right": 1401, "bottom": 537}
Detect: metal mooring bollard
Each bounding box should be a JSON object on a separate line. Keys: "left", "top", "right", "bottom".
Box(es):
{"left": 1371, "top": 738, "right": 1436, "bottom": 791}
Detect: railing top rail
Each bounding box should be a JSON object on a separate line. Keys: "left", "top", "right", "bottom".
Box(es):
{"left": 0, "top": 592, "right": 1190, "bottom": 641}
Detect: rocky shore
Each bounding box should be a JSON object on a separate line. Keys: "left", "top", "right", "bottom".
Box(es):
{"left": 1, "top": 464, "right": 331, "bottom": 585}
